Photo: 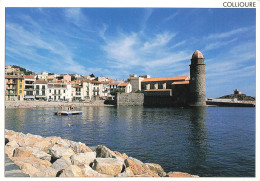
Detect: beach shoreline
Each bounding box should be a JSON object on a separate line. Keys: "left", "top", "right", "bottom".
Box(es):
{"left": 5, "top": 100, "right": 113, "bottom": 109}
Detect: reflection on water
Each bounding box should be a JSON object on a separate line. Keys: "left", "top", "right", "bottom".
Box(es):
{"left": 5, "top": 106, "right": 255, "bottom": 177}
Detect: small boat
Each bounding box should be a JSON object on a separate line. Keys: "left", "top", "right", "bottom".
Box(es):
{"left": 54, "top": 111, "right": 83, "bottom": 116}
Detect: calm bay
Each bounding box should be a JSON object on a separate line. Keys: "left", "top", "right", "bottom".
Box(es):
{"left": 5, "top": 106, "right": 255, "bottom": 177}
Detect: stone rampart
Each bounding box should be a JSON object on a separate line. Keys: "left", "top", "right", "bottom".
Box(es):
{"left": 115, "top": 93, "right": 144, "bottom": 106}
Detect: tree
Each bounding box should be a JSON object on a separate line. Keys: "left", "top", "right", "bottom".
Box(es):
{"left": 11, "top": 65, "right": 35, "bottom": 75}
{"left": 89, "top": 73, "right": 95, "bottom": 78}
{"left": 110, "top": 88, "right": 125, "bottom": 95}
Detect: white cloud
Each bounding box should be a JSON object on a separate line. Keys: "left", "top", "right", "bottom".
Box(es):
{"left": 206, "top": 27, "right": 251, "bottom": 40}
{"left": 6, "top": 21, "right": 88, "bottom": 75}
{"left": 101, "top": 29, "right": 192, "bottom": 77}
{"left": 162, "top": 12, "right": 179, "bottom": 23}
{"left": 142, "top": 32, "right": 176, "bottom": 51}
{"left": 204, "top": 38, "right": 237, "bottom": 51}
{"left": 170, "top": 40, "right": 186, "bottom": 49}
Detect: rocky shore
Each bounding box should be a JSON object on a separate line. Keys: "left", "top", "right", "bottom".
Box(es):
{"left": 5, "top": 100, "right": 111, "bottom": 109}
{"left": 5, "top": 129, "right": 198, "bottom": 177}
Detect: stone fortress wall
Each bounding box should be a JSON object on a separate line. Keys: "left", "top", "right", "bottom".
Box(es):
{"left": 115, "top": 93, "right": 144, "bottom": 106}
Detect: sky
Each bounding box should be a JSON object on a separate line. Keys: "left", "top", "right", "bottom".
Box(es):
{"left": 5, "top": 8, "right": 256, "bottom": 98}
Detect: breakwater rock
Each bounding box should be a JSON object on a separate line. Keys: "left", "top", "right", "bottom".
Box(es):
{"left": 5, "top": 129, "right": 198, "bottom": 177}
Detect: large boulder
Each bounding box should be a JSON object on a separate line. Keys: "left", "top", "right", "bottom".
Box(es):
{"left": 17, "top": 134, "right": 43, "bottom": 147}
{"left": 32, "top": 167, "right": 58, "bottom": 177}
{"left": 6, "top": 140, "right": 19, "bottom": 148}
{"left": 82, "top": 166, "right": 109, "bottom": 177}
{"left": 92, "top": 158, "right": 124, "bottom": 176}
{"left": 115, "top": 167, "right": 134, "bottom": 177}
{"left": 145, "top": 163, "right": 166, "bottom": 177}
{"left": 51, "top": 157, "right": 71, "bottom": 170}
{"left": 167, "top": 171, "right": 199, "bottom": 177}
{"left": 44, "top": 136, "right": 62, "bottom": 145}
{"left": 57, "top": 139, "right": 92, "bottom": 153}
{"left": 113, "top": 151, "right": 128, "bottom": 160}
{"left": 21, "top": 163, "right": 40, "bottom": 176}
{"left": 13, "top": 147, "right": 34, "bottom": 158}
{"left": 12, "top": 157, "right": 52, "bottom": 169}
{"left": 5, "top": 140, "right": 19, "bottom": 157}
{"left": 124, "top": 157, "right": 158, "bottom": 177}
{"left": 70, "top": 152, "right": 96, "bottom": 166}
{"left": 58, "top": 165, "right": 83, "bottom": 177}
{"left": 95, "top": 145, "right": 124, "bottom": 161}
{"left": 49, "top": 144, "right": 75, "bottom": 159}
{"left": 33, "top": 139, "right": 53, "bottom": 153}
{"left": 13, "top": 146, "right": 51, "bottom": 162}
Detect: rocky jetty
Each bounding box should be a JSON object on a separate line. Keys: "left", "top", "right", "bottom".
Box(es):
{"left": 5, "top": 129, "right": 198, "bottom": 177}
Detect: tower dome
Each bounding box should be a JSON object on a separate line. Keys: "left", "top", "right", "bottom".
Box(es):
{"left": 192, "top": 50, "right": 204, "bottom": 59}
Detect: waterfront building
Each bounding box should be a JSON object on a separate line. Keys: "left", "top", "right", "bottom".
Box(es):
{"left": 82, "top": 80, "right": 93, "bottom": 100}
{"left": 47, "top": 81, "right": 72, "bottom": 101}
{"left": 128, "top": 74, "right": 150, "bottom": 92}
{"left": 72, "top": 84, "right": 84, "bottom": 101}
{"left": 24, "top": 75, "right": 36, "bottom": 100}
{"left": 37, "top": 72, "right": 48, "bottom": 80}
{"left": 118, "top": 82, "right": 132, "bottom": 93}
{"left": 92, "top": 80, "right": 103, "bottom": 98}
{"left": 56, "top": 74, "right": 71, "bottom": 83}
{"left": 34, "top": 80, "right": 47, "bottom": 101}
{"left": 5, "top": 75, "right": 24, "bottom": 101}
{"left": 140, "top": 50, "right": 206, "bottom": 107}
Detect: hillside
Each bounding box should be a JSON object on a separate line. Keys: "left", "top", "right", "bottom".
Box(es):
{"left": 218, "top": 94, "right": 255, "bottom": 101}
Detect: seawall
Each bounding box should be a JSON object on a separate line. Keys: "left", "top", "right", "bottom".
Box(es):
{"left": 5, "top": 129, "right": 198, "bottom": 177}
{"left": 115, "top": 93, "right": 144, "bottom": 106}
{"left": 5, "top": 100, "right": 113, "bottom": 109}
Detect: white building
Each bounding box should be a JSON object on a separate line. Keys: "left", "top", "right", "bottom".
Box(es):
{"left": 37, "top": 72, "right": 48, "bottom": 80}
{"left": 118, "top": 82, "right": 132, "bottom": 93}
{"left": 82, "top": 80, "right": 93, "bottom": 100}
{"left": 47, "top": 81, "right": 72, "bottom": 101}
{"left": 92, "top": 80, "right": 103, "bottom": 98}
{"left": 34, "top": 80, "right": 47, "bottom": 100}
{"left": 72, "top": 84, "right": 84, "bottom": 101}
{"left": 24, "top": 75, "right": 36, "bottom": 100}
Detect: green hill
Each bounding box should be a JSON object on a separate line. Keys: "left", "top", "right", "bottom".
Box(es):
{"left": 218, "top": 94, "right": 255, "bottom": 101}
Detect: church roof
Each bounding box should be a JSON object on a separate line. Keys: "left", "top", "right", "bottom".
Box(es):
{"left": 142, "top": 76, "right": 189, "bottom": 82}
{"left": 192, "top": 50, "right": 204, "bottom": 59}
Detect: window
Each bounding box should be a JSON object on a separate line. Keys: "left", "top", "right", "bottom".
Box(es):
{"left": 42, "top": 85, "right": 45, "bottom": 90}
{"left": 20, "top": 79, "right": 22, "bottom": 83}
{"left": 49, "top": 90, "right": 51, "bottom": 93}
{"left": 64, "top": 90, "right": 65, "bottom": 93}
{"left": 36, "top": 85, "right": 40, "bottom": 90}
{"left": 58, "top": 90, "right": 60, "bottom": 94}
{"left": 42, "top": 91, "right": 45, "bottom": 95}
{"left": 19, "top": 90, "right": 22, "bottom": 94}
{"left": 36, "top": 91, "right": 39, "bottom": 95}
{"left": 20, "top": 85, "right": 22, "bottom": 88}
{"left": 54, "top": 90, "right": 56, "bottom": 94}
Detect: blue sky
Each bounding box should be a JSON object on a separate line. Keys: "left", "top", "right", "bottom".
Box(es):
{"left": 5, "top": 8, "right": 255, "bottom": 98}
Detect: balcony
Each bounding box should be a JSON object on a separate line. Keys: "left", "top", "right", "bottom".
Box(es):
{"left": 24, "top": 88, "right": 34, "bottom": 91}
{"left": 7, "top": 82, "right": 16, "bottom": 85}
{"left": 6, "top": 93, "right": 17, "bottom": 96}
{"left": 7, "top": 87, "right": 16, "bottom": 90}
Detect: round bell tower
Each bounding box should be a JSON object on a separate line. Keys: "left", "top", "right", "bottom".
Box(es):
{"left": 189, "top": 50, "right": 206, "bottom": 106}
